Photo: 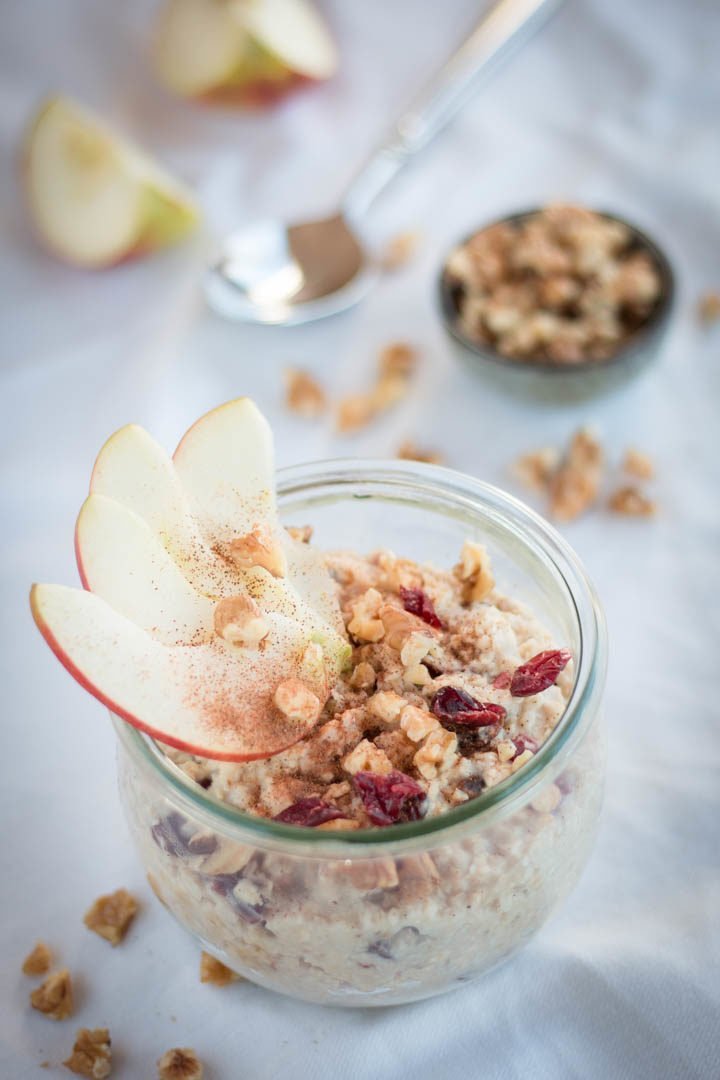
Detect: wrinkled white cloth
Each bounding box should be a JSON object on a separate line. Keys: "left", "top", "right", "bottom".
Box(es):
{"left": 1, "top": 1, "right": 718, "bottom": 1077}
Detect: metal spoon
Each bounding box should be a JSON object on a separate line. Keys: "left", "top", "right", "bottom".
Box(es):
{"left": 204, "top": 0, "right": 563, "bottom": 326}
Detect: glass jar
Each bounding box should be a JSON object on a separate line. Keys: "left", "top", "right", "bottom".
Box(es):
{"left": 116, "top": 460, "right": 607, "bottom": 1007}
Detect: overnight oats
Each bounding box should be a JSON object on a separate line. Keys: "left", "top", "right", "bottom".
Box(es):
{"left": 32, "top": 399, "right": 607, "bottom": 1006}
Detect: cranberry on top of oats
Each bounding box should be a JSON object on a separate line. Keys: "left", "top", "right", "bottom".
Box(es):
{"left": 30, "top": 398, "right": 572, "bottom": 829}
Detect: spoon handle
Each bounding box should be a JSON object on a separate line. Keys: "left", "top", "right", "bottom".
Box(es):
{"left": 342, "top": 0, "right": 563, "bottom": 223}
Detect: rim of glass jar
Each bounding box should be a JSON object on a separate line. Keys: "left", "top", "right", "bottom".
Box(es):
{"left": 116, "top": 459, "right": 607, "bottom": 854}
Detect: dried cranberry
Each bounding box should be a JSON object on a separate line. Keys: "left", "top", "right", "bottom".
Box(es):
{"left": 510, "top": 649, "right": 572, "bottom": 697}
{"left": 431, "top": 686, "right": 506, "bottom": 728}
{"left": 151, "top": 812, "right": 189, "bottom": 857}
{"left": 353, "top": 770, "right": 427, "bottom": 827}
{"left": 399, "top": 586, "right": 444, "bottom": 629}
{"left": 274, "top": 797, "right": 347, "bottom": 828}
{"left": 492, "top": 671, "right": 512, "bottom": 690}
{"left": 511, "top": 734, "right": 539, "bottom": 760}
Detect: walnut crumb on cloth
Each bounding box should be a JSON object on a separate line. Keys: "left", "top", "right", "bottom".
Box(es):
{"left": 30, "top": 968, "right": 74, "bottom": 1020}
{"left": 284, "top": 368, "right": 327, "bottom": 418}
{"left": 83, "top": 889, "right": 138, "bottom": 945}
{"left": 200, "top": 951, "right": 243, "bottom": 986}
{"left": 157, "top": 1048, "right": 204, "bottom": 1080}
{"left": 22, "top": 941, "right": 52, "bottom": 976}
{"left": 64, "top": 1028, "right": 112, "bottom": 1078}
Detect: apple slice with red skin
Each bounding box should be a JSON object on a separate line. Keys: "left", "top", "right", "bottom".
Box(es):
{"left": 153, "top": 0, "right": 337, "bottom": 107}
{"left": 31, "top": 583, "right": 326, "bottom": 761}
{"left": 24, "top": 96, "right": 198, "bottom": 268}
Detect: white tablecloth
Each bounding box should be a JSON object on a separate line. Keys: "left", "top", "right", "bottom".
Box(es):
{"left": 2, "top": 1, "right": 719, "bottom": 1076}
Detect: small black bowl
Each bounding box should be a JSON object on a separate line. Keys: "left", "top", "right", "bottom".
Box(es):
{"left": 438, "top": 208, "right": 675, "bottom": 402}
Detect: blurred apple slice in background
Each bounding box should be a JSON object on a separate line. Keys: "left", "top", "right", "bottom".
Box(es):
{"left": 153, "top": 0, "right": 338, "bottom": 105}
{"left": 23, "top": 96, "right": 199, "bottom": 268}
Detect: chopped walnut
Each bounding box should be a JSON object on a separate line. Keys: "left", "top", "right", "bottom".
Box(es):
{"left": 698, "top": 290, "right": 720, "bottom": 324}
{"left": 285, "top": 524, "right": 313, "bottom": 543}
{"left": 511, "top": 749, "right": 534, "bottom": 773}
{"left": 22, "top": 941, "right": 52, "bottom": 976}
{"left": 413, "top": 728, "right": 458, "bottom": 780}
{"left": 513, "top": 447, "right": 560, "bottom": 491}
{"left": 336, "top": 393, "right": 377, "bottom": 433}
{"left": 622, "top": 447, "right": 654, "bottom": 480}
{"left": 30, "top": 968, "right": 74, "bottom": 1020}
{"left": 228, "top": 525, "right": 286, "bottom": 578}
{"left": 83, "top": 888, "right": 138, "bottom": 946}
{"left": 64, "top": 1028, "right": 112, "bottom": 1078}
{"left": 274, "top": 679, "right": 321, "bottom": 724}
{"left": 347, "top": 587, "right": 385, "bottom": 643}
{"left": 549, "top": 428, "right": 604, "bottom": 521}
{"left": 349, "top": 661, "right": 377, "bottom": 691}
{"left": 403, "top": 663, "right": 432, "bottom": 687}
{"left": 380, "top": 231, "right": 420, "bottom": 270}
{"left": 379, "top": 603, "right": 428, "bottom": 650}
{"left": 367, "top": 690, "right": 406, "bottom": 726}
{"left": 454, "top": 541, "right": 494, "bottom": 604}
{"left": 213, "top": 594, "right": 269, "bottom": 648}
{"left": 283, "top": 368, "right": 327, "bottom": 418}
{"left": 199, "top": 951, "right": 242, "bottom": 987}
{"left": 608, "top": 485, "right": 656, "bottom": 516}
{"left": 400, "top": 704, "right": 439, "bottom": 743}
{"left": 396, "top": 441, "right": 445, "bottom": 465}
{"left": 399, "top": 632, "right": 435, "bottom": 668}
{"left": 372, "top": 372, "right": 410, "bottom": 410}
{"left": 378, "top": 343, "right": 417, "bottom": 379}
{"left": 157, "top": 1048, "right": 203, "bottom": 1080}
{"left": 342, "top": 739, "right": 394, "bottom": 776}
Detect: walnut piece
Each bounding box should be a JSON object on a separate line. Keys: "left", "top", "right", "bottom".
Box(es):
{"left": 30, "top": 968, "right": 74, "bottom": 1020}
{"left": 228, "top": 525, "right": 286, "bottom": 578}
{"left": 64, "top": 1028, "right": 112, "bottom": 1078}
{"left": 379, "top": 603, "right": 428, "bottom": 650}
{"left": 157, "top": 1048, "right": 204, "bottom": 1080}
{"left": 213, "top": 594, "right": 269, "bottom": 648}
{"left": 513, "top": 447, "right": 560, "bottom": 491}
{"left": 274, "top": 678, "right": 321, "bottom": 724}
{"left": 380, "top": 231, "right": 420, "bottom": 270}
{"left": 199, "top": 951, "right": 242, "bottom": 987}
{"left": 378, "top": 342, "right": 417, "bottom": 379}
{"left": 608, "top": 485, "right": 656, "bottom": 516}
{"left": 454, "top": 541, "right": 495, "bottom": 604}
{"left": 396, "top": 440, "right": 444, "bottom": 465}
{"left": 336, "top": 393, "right": 377, "bottom": 433}
{"left": 400, "top": 704, "right": 439, "bottom": 743}
{"left": 413, "top": 728, "right": 458, "bottom": 780}
{"left": 349, "top": 661, "right": 377, "bottom": 691}
{"left": 22, "top": 941, "right": 52, "bottom": 976}
{"left": 549, "top": 428, "right": 604, "bottom": 521}
{"left": 698, "top": 290, "right": 720, "bottom": 324}
{"left": 83, "top": 888, "right": 138, "bottom": 946}
{"left": 284, "top": 368, "right": 327, "bottom": 418}
{"left": 347, "top": 587, "right": 385, "bottom": 643}
{"left": 342, "top": 739, "right": 394, "bottom": 776}
{"left": 622, "top": 447, "right": 654, "bottom": 481}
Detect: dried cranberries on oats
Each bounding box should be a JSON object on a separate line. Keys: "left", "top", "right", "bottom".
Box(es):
{"left": 353, "top": 770, "right": 427, "bottom": 826}
{"left": 510, "top": 649, "right": 571, "bottom": 697}
{"left": 274, "top": 797, "right": 346, "bottom": 827}
{"left": 431, "top": 686, "right": 506, "bottom": 728}
{"left": 399, "top": 586, "right": 444, "bottom": 629}
{"left": 511, "top": 734, "right": 539, "bottom": 760}
{"left": 492, "top": 671, "right": 512, "bottom": 690}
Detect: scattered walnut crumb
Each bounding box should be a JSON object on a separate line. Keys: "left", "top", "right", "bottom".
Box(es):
{"left": 379, "top": 343, "right": 417, "bottom": 379}
{"left": 513, "top": 447, "right": 560, "bottom": 491}
{"left": 549, "top": 428, "right": 604, "bottom": 521}
{"left": 698, "top": 290, "right": 720, "bottom": 324}
{"left": 285, "top": 524, "right": 313, "bottom": 543}
{"left": 336, "top": 392, "right": 377, "bottom": 433}
{"left": 157, "top": 1047, "right": 203, "bottom": 1080}
{"left": 608, "top": 485, "right": 656, "bottom": 516}
{"left": 396, "top": 440, "right": 444, "bottom": 465}
{"left": 283, "top": 368, "right": 327, "bottom": 418}
{"left": 454, "top": 540, "right": 495, "bottom": 604}
{"left": 622, "top": 447, "right": 654, "bottom": 480}
{"left": 83, "top": 889, "right": 138, "bottom": 946}
{"left": 30, "top": 969, "right": 74, "bottom": 1020}
{"left": 380, "top": 231, "right": 420, "bottom": 270}
{"left": 22, "top": 941, "right": 52, "bottom": 976}
{"left": 64, "top": 1028, "right": 112, "bottom": 1078}
{"left": 199, "top": 951, "right": 242, "bottom": 987}
{"left": 228, "top": 525, "right": 287, "bottom": 578}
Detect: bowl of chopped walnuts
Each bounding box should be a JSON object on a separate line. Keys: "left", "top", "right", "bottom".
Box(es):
{"left": 439, "top": 204, "right": 674, "bottom": 397}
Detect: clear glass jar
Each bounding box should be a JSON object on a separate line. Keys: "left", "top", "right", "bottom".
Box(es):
{"left": 116, "top": 460, "right": 607, "bottom": 1007}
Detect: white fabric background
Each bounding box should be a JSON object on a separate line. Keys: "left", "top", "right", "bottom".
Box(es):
{"left": 1, "top": 1, "right": 719, "bottom": 1076}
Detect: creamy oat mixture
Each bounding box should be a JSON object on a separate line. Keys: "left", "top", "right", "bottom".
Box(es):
{"left": 167, "top": 541, "right": 573, "bottom": 828}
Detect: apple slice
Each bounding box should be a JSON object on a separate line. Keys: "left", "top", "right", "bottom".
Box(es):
{"left": 31, "top": 583, "right": 327, "bottom": 761}
{"left": 75, "top": 494, "right": 216, "bottom": 646}
{"left": 153, "top": 0, "right": 337, "bottom": 106}
{"left": 24, "top": 96, "right": 198, "bottom": 268}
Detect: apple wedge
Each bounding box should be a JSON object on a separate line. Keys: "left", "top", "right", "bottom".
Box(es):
{"left": 24, "top": 96, "right": 199, "bottom": 268}
{"left": 31, "top": 584, "right": 325, "bottom": 761}
{"left": 153, "top": 0, "right": 337, "bottom": 106}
